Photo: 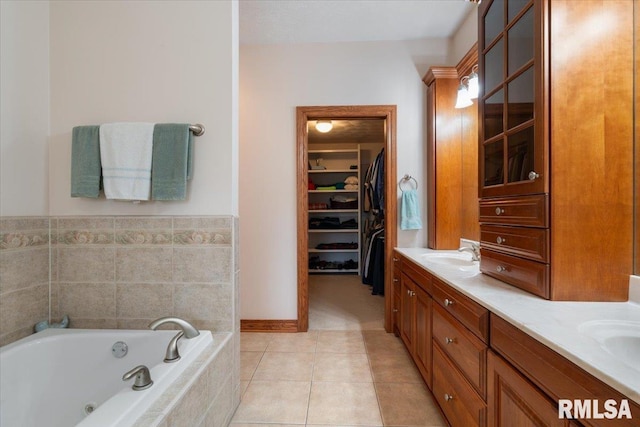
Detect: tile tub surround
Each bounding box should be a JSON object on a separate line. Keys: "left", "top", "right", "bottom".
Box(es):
{"left": 0, "top": 217, "right": 50, "bottom": 345}
{"left": 131, "top": 332, "right": 238, "bottom": 427}
{"left": 51, "top": 216, "right": 235, "bottom": 331}
{"left": 395, "top": 247, "right": 640, "bottom": 405}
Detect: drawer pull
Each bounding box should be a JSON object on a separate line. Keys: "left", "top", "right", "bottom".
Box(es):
{"left": 445, "top": 337, "right": 455, "bottom": 345}
{"left": 496, "top": 265, "right": 508, "bottom": 273}
{"left": 393, "top": 309, "right": 398, "bottom": 313}
{"left": 410, "top": 291, "right": 415, "bottom": 297}
{"left": 393, "top": 257, "right": 399, "bottom": 262}
{"left": 444, "top": 393, "right": 454, "bottom": 402}
{"left": 444, "top": 298, "right": 455, "bottom": 307}
{"left": 393, "top": 278, "right": 399, "bottom": 283}
{"left": 496, "top": 236, "right": 506, "bottom": 244}
{"left": 495, "top": 207, "right": 505, "bottom": 215}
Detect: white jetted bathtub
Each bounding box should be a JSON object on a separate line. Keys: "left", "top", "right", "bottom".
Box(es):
{"left": 0, "top": 328, "right": 217, "bottom": 427}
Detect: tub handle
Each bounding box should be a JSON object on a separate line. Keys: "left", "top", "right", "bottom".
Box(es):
{"left": 122, "top": 365, "right": 153, "bottom": 391}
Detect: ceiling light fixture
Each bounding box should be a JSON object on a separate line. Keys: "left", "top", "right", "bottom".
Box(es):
{"left": 315, "top": 120, "right": 333, "bottom": 133}
{"left": 455, "top": 76, "right": 473, "bottom": 109}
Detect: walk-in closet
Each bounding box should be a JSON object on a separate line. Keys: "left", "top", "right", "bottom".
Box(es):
{"left": 306, "top": 118, "right": 386, "bottom": 329}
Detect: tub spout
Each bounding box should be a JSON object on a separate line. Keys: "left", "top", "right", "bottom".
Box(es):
{"left": 148, "top": 317, "right": 200, "bottom": 339}
{"left": 122, "top": 365, "right": 153, "bottom": 391}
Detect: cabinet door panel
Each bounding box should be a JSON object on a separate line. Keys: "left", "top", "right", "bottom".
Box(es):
{"left": 488, "top": 350, "right": 565, "bottom": 427}
{"left": 414, "top": 286, "right": 432, "bottom": 387}
{"left": 480, "top": 248, "right": 549, "bottom": 299}
{"left": 480, "top": 224, "right": 548, "bottom": 262}
{"left": 479, "top": 194, "right": 547, "bottom": 227}
{"left": 400, "top": 273, "right": 415, "bottom": 350}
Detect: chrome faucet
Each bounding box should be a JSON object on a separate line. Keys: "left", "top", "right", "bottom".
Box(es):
{"left": 148, "top": 317, "right": 200, "bottom": 363}
{"left": 458, "top": 243, "right": 481, "bottom": 261}
{"left": 122, "top": 365, "right": 153, "bottom": 390}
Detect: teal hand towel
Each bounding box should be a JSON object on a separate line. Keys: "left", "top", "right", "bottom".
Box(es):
{"left": 401, "top": 189, "right": 423, "bottom": 230}
{"left": 71, "top": 125, "right": 101, "bottom": 198}
{"left": 151, "top": 123, "right": 192, "bottom": 200}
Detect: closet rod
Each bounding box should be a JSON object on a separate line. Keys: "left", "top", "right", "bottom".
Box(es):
{"left": 188, "top": 124, "right": 206, "bottom": 136}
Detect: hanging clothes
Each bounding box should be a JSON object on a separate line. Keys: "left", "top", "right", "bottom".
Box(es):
{"left": 364, "top": 148, "right": 385, "bottom": 218}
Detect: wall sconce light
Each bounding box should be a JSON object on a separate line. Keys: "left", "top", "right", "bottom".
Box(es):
{"left": 455, "top": 76, "right": 473, "bottom": 109}
{"left": 315, "top": 120, "right": 333, "bottom": 133}
{"left": 467, "top": 65, "right": 479, "bottom": 99}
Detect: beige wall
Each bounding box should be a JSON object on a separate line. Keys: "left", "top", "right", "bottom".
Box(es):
{"left": 0, "top": 1, "right": 50, "bottom": 216}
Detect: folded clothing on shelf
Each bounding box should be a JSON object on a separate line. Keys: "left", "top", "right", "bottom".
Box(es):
{"left": 330, "top": 196, "right": 358, "bottom": 209}
{"left": 315, "top": 242, "right": 358, "bottom": 250}
{"left": 344, "top": 176, "right": 359, "bottom": 185}
{"left": 308, "top": 217, "right": 358, "bottom": 229}
{"left": 309, "top": 257, "right": 358, "bottom": 270}
{"left": 309, "top": 202, "right": 329, "bottom": 210}
{"left": 316, "top": 185, "right": 337, "bottom": 191}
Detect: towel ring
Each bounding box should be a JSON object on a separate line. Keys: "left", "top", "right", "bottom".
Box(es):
{"left": 399, "top": 174, "right": 418, "bottom": 192}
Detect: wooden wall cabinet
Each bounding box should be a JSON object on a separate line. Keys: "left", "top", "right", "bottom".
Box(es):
{"left": 478, "top": 0, "right": 634, "bottom": 301}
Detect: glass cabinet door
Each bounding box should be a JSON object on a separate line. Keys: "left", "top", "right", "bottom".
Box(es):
{"left": 479, "top": 0, "right": 545, "bottom": 198}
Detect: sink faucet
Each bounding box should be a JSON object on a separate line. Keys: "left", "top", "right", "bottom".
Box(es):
{"left": 148, "top": 317, "right": 200, "bottom": 363}
{"left": 458, "top": 243, "right": 481, "bottom": 261}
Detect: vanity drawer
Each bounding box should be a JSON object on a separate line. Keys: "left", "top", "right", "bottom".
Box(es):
{"left": 432, "top": 278, "right": 489, "bottom": 343}
{"left": 480, "top": 248, "right": 550, "bottom": 299}
{"left": 433, "top": 344, "right": 487, "bottom": 427}
{"left": 479, "top": 195, "right": 548, "bottom": 228}
{"left": 480, "top": 224, "right": 549, "bottom": 262}
{"left": 401, "top": 256, "right": 432, "bottom": 294}
{"left": 433, "top": 303, "right": 487, "bottom": 399}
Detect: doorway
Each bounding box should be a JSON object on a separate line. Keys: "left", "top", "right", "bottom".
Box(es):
{"left": 296, "top": 105, "right": 397, "bottom": 332}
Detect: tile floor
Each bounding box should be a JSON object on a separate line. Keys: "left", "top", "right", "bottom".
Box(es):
{"left": 231, "top": 330, "right": 446, "bottom": 427}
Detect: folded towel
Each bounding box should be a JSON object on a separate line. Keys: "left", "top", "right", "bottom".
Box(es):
{"left": 401, "top": 189, "right": 423, "bottom": 230}
{"left": 151, "top": 123, "right": 192, "bottom": 200}
{"left": 344, "top": 184, "right": 359, "bottom": 191}
{"left": 316, "top": 186, "right": 337, "bottom": 191}
{"left": 344, "top": 176, "right": 358, "bottom": 184}
{"left": 71, "top": 125, "right": 101, "bottom": 198}
{"left": 99, "top": 122, "right": 154, "bottom": 200}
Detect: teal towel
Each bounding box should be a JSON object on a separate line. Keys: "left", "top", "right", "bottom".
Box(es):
{"left": 401, "top": 189, "right": 423, "bottom": 230}
{"left": 151, "top": 123, "right": 192, "bottom": 200}
{"left": 71, "top": 125, "right": 101, "bottom": 198}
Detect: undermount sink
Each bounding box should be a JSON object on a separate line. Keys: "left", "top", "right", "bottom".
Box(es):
{"left": 419, "top": 252, "right": 480, "bottom": 276}
{"left": 578, "top": 320, "right": 640, "bottom": 371}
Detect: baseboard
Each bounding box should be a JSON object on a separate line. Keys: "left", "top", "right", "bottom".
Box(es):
{"left": 241, "top": 319, "right": 299, "bottom": 332}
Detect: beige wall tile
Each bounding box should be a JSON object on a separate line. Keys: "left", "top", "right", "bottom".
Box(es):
{"left": 208, "top": 339, "right": 233, "bottom": 402}
{"left": 116, "top": 283, "right": 173, "bottom": 318}
{"left": 0, "top": 284, "right": 48, "bottom": 335}
{"left": 117, "top": 318, "right": 158, "bottom": 330}
{"left": 0, "top": 247, "right": 49, "bottom": 294}
{"left": 0, "top": 326, "right": 33, "bottom": 347}
{"left": 173, "top": 217, "right": 231, "bottom": 229}
{"left": 57, "top": 217, "right": 114, "bottom": 230}
{"left": 69, "top": 318, "right": 118, "bottom": 329}
{"left": 167, "top": 368, "right": 209, "bottom": 427}
{"left": 173, "top": 247, "right": 231, "bottom": 283}
{"left": 1, "top": 217, "right": 49, "bottom": 231}
{"left": 59, "top": 282, "right": 115, "bottom": 319}
{"left": 204, "top": 374, "right": 235, "bottom": 427}
{"left": 115, "top": 247, "right": 172, "bottom": 282}
{"left": 57, "top": 247, "right": 115, "bottom": 282}
{"left": 173, "top": 283, "right": 231, "bottom": 322}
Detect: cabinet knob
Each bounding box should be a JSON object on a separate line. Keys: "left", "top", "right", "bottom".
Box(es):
{"left": 496, "top": 265, "right": 508, "bottom": 273}
{"left": 496, "top": 236, "right": 506, "bottom": 244}
{"left": 393, "top": 278, "right": 399, "bottom": 283}
{"left": 445, "top": 337, "right": 455, "bottom": 345}
{"left": 495, "top": 207, "right": 505, "bottom": 215}
{"left": 411, "top": 291, "right": 415, "bottom": 297}
{"left": 393, "top": 309, "right": 398, "bottom": 313}
{"left": 528, "top": 171, "right": 540, "bottom": 181}
{"left": 393, "top": 257, "right": 399, "bottom": 262}
{"left": 444, "top": 298, "right": 454, "bottom": 307}
{"left": 444, "top": 393, "right": 454, "bottom": 402}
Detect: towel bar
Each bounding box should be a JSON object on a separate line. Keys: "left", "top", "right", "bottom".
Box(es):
{"left": 188, "top": 124, "right": 205, "bottom": 136}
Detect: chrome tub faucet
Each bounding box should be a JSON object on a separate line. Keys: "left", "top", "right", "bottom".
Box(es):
{"left": 148, "top": 317, "right": 200, "bottom": 363}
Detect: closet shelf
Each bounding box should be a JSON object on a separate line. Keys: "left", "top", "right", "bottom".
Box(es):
{"left": 308, "top": 149, "right": 358, "bottom": 154}
{"left": 310, "top": 269, "right": 359, "bottom": 274}
{"left": 308, "top": 190, "right": 358, "bottom": 193}
{"left": 308, "top": 169, "right": 357, "bottom": 173}
{"left": 309, "top": 209, "right": 358, "bottom": 213}
{"left": 308, "top": 229, "right": 358, "bottom": 233}
{"left": 308, "top": 249, "right": 359, "bottom": 253}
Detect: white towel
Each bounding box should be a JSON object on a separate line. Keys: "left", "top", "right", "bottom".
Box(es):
{"left": 99, "top": 122, "right": 155, "bottom": 200}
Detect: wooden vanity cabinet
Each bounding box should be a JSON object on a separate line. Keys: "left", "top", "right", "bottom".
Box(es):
{"left": 490, "top": 315, "right": 640, "bottom": 427}
{"left": 392, "top": 255, "right": 401, "bottom": 336}
{"left": 478, "top": 0, "right": 634, "bottom": 301}
{"left": 398, "top": 255, "right": 433, "bottom": 387}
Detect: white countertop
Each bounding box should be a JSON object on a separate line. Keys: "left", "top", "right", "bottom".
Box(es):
{"left": 395, "top": 247, "right": 640, "bottom": 405}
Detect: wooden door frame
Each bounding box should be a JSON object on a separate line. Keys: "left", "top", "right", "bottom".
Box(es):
{"left": 296, "top": 105, "right": 397, "bottom": 332}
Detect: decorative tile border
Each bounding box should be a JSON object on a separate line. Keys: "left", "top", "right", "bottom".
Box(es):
{"left": 57, "top": 230, "right": 114, "bottom": 245}
{"left": 173, "top": 229, "right": 230, "bottom": 245}
{"left": 116, "top": 230, "right": 172, "bottom": 245}
{"left": 0, "top": 231, "right": 49, "bottom": 250}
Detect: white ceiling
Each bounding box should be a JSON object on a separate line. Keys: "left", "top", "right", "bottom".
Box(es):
{"left": 239, "top": 0, "right": 477, "bottom": 45}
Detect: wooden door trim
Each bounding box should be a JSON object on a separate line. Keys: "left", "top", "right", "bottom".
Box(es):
{"left": 296, "top": 105, "right": 397, "bottom": 332}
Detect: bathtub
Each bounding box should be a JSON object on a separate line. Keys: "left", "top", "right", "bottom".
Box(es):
{"left": 0, "top": 328, "right": 217, "bottom": 427}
